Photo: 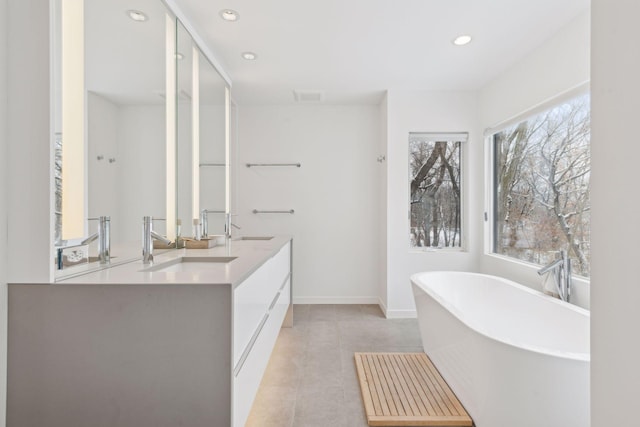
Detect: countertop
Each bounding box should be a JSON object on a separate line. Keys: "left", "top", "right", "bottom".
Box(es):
{"left": 53, "top": 235, "right": 292, "bottom": 288}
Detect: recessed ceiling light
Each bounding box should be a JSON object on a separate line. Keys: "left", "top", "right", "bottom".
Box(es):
{"left": 452, "top": 35, "right": 472, "bottom": 46}
{"left": 220, "top": 9, "right": 239, "bottom": 22}
{"left": 241, "top": 52, "right": 257, "bottom": 60}
{"left": 127, "top": 10, "right": 148, "bottom": 22}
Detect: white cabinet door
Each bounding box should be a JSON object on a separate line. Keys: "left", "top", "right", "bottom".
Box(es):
{"left": 232, "top": 241, "right": 291, "bottom": 427}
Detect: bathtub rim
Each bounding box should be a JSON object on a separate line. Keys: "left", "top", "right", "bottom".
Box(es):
{"left": 411, "top": 271, "right": 590, "bottom": 362}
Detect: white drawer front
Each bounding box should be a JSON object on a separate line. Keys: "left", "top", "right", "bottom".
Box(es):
{"left": 232, "top": 281, "right": 290, "bottom": 427}
{"left": 233, "top": 259, "right": 274, "bottom": 366}
{"left": 270, "top": 242, "right": 290, "bottom": 290}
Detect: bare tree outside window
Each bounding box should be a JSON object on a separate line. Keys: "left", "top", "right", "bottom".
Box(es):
{"left": 409, "top": 133, "right": 465, "bottom": 249}
{"left": 494, "top": 94, "right": 590, "bottom": 277}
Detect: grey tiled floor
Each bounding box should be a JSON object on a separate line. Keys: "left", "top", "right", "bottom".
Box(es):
{"left": 245, "top": 304, "right": 423, "bottom": 427}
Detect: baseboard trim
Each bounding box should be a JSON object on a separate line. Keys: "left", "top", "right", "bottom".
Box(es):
{"left": 291, "top": 297, "right": 417, "bottom": 319}
{"left": 377, "top": 298, "right": 417, "bottom": 319}
{"left": 378, "top": 297, "right": 388, "bottom": 317}
{"left": 292, "top": 296, "right": 380, "bottom": 305}
{"left": 384, "top": 309, "right": 417, "bottom": 319}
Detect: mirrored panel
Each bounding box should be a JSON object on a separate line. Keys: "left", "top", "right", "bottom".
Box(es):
{"left": 176, "top": 20, "right": 194, "bottom": 240}
{"left": 198, "top": 50, "right": 228, "bottom": 236}
{"left": 176, "top": 22, "right": 228, "bottom": 242}
{"left": 54, "top": 0, "right": 174, "bottom": 277}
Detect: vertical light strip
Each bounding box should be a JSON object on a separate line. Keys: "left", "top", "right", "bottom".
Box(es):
{"left": 225, "top": 86, "right": 230, "bottom": 214}
{"left": 165, "top": 13, "right": 176, "bottom": 240}
{"left": 192, "top": 47, "right": 200, "bottom": 221}
{"left": 61, "top": 0, "right": 85, "bottom": 239}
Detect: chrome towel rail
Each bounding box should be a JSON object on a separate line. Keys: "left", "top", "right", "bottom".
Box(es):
{"left": 252, "top": 209, "right": 295, "bottom": 214}
{"left": 246, "top": 163, "right": 301, "bottom": 168}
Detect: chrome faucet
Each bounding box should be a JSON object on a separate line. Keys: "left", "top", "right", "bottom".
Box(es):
{"left": 538, "top": 250, "right": 572, "bottom": 302}
{"left": 200, "top": 209, "right": 209, "bottom": 239}
{"left": 200, "top": 209, "right": 225, "bottom": 239}
{"left": 224, "top": 213, "right": 241, "bottom": 240}
{"left": 142, "top": 216, "right": 172, "bottom": 264}
{"left": 81, "top": 216, "right": 111, "bottom": 264}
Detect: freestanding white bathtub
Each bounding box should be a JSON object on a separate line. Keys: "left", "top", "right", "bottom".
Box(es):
{"left": 411, "top": 271, "right": 590, "bottom": 427}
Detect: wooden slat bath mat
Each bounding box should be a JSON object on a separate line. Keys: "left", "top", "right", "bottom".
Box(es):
{"left": 354, "top": 352, "right": 473, "bottom": 426}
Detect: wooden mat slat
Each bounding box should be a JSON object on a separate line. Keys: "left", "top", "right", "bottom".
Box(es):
{"left": 354, "top": 353, "right": 473, "bottom": 427}
{"left": 385, "top": 354, "right": 421, "bottom": 416}
{"left": 374, "top": 353, "right": 400, "bottom": 415}
{"left": 395, "top": 354, "right": 436, "bottom": 415}
{"left": 415, "top": 353, "right": 470, "bottom": 417}
{"left": 402, "top": 355, "right": 445, "bottom": 417}
{"left": 408, "top": 353, "right": 453, "bottom": 416}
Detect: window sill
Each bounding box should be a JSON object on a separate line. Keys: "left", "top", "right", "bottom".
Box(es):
{"left": 483, "top": 252, "right": 590, "bottom": 285}
{"left": 410, "top": 247, "right": 467, "bottom": 253}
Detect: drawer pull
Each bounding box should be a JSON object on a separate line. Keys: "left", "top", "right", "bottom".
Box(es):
{"left": 268, "top": 292, "right": 280, "bottom": 311}
{"left": 279, "top": 272, "right": 291, "bottom": 292}
{"left": 234, "top": 313, "right": 269, "bottom": 377}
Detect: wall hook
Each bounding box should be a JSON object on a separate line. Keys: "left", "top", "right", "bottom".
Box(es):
{"left": 108, "top": 158, "right": 116, "bottom": 164}
{"left": 377, "top": 155, "right": 386, "bottom": 163}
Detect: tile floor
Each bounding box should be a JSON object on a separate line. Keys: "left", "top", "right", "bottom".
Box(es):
{"left": 245, "top": 304, "right": 424, "bottom": 427}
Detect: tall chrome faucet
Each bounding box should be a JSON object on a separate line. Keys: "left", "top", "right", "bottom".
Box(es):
{"left": 538, "top": 250, "right": 572, "bottom": 302}
{"left": 199, "top": 209, "right": 226, "bottom": 239}
{"left": 142, "top": 216, "right": 172, "bottom": 264}
{"left": 81, "top": 216, "right": 111, "bottom": 264}
{"left": 224, "top": 213, "right": 241, "bottom": 240}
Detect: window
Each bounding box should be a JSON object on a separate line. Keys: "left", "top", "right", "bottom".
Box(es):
{"left": 409, "top": 133, "right": 466, "bottom": 249}
{"left": 492, "top": 94, "right": 590, "bottom": 277}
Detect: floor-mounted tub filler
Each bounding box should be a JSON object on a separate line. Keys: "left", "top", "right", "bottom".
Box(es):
{"left": 411, "top": 271, "right": 590, "bottom": 427}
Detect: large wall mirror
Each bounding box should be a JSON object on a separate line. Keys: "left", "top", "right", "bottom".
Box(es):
{"left": 176, "top": 22, "right": 228, "bottom": 241}
{"left": 53, "top": 0, "right": 229, "bottom": 279}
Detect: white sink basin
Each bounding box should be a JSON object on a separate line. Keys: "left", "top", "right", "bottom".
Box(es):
{"left": 143, "top": 256, "right": 237, "bottom": 273}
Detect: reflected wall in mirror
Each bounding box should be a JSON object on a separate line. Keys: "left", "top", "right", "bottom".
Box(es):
{"left": 176, "top": 22, "right": 227, "bottom": 240}
{"left": 54, "top": 0, "right": 174, "bottom": 275}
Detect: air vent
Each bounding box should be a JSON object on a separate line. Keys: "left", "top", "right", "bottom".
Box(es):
{"left": 293, "top": 90, "right": 325, "bottom": 103}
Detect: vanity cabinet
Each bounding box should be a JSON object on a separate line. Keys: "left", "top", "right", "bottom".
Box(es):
{"left": 8, "top": 239, "right": 292, "bottom": 427}
{"left": 233, "top": 242, "right": 291, "bottom": 426}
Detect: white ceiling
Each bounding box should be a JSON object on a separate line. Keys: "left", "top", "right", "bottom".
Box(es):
{"left": 175, "top": 0, "right": 590, "bottom": 105}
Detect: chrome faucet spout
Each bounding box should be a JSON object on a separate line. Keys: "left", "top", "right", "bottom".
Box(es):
{"left": 142, "top": 216, "right": 172, "bottom": 264}
{"left": 80, "top": 232, "right": 98, "bottom": 246}
{"left": 224, "top": 213, "right": 241, "bottom": 240}
{"left": 537, "top": 258, "right": 563, "bottom": 276}
{"left": 81, "top": 216, "right": 111, "bottom": 264}
{"left": 537, "top": 250, "right": 572, "bottom": 302}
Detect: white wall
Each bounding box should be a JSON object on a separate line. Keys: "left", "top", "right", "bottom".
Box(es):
{"left": 591, "top": 0, "right": 640, "bottom": 424}
{"left": 87, "top": 93, "right": 120, "bottom": 238}
{"left": 378, "top": 95, "right": 388, "bottom": 309}
{"left": 117, "top": 105, "right": 166, "bottom": 241}
{"left": 0, "top": 0, "right": 8, "bottom": 423}
{"left": 237, "top": 105, "right": 380, "bottom": 303}
{"left": 7, "top": 0, "right": 52, "bottom": 284}
{"left": 199, "top": 105, "right": 226, "bottom": 235}
{"left": 383, "top": 90, "right": 482, "bottom": 317}
{"left": 480, "top": 11, "right": 590, "bottom": 128}
{"left": 478, "top": 10, "right": 591, "bottom": 308}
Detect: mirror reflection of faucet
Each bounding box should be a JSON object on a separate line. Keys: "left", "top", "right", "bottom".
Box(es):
{"left": 55, "top": 215, "right": 111, "bottom": 270}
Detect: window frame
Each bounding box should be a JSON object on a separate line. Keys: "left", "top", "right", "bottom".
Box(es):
{"left": 408, "top": 132, "right": 468, "bottom": 253}
{"left": 483, "top": 83, "right": 591, "bottom": 281}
